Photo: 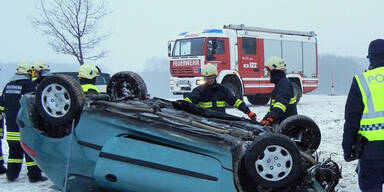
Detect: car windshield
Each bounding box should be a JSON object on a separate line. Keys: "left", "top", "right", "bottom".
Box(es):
{"left": 172, "top": 38, "right": 205, "bottom": 57}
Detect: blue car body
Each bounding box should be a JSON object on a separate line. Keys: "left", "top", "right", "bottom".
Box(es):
{"left": 18, "top": 95, "right": 243, "bottom": 192}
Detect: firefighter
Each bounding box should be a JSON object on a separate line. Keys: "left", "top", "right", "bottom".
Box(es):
{"left": 78, "top": 64, "right": 101, "bottom": 95}
{"left": 343, "top": 39, "right": 384, "bottom": 191}
{"left": 260, "top": 56, "right": 297, "bottom": 127}
{"left": 32, "top": 61, "right": 50, "bottom": 85}
{"left": 1, "top": 62, "right": 47, "bottom": 182}
{"left": 184, "top": 63, "right": 257, "bottom": 120}
{"left": 0, "top": 73, "right": 6, "bottom": 174}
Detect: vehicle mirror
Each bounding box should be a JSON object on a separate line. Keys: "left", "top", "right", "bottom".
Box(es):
{"left": 168, "top": 42, "right": 172, "bottom": 57}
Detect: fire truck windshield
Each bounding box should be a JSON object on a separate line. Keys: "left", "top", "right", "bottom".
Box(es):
{"left": 172, "top": 38, "right": 205, "bottom": 57}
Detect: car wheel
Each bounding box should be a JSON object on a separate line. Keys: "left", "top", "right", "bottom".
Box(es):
{"left": 107, "top": 71, "right": 147, "bottom": 100}
{"left": 277, "top": 115, "right": 321, "bottom": 154}
{"left": 247, "top": 95, "right": 270, "bottom": 105}
{"left": 36, "top": 74, "right": 85, "bottom": 126}
{"left": 245, "top": 134, "right": 302, "bottom": 189}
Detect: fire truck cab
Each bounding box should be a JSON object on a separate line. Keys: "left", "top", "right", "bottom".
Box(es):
{"left": 168, "top": 24, "right": 318, "bottom": 105}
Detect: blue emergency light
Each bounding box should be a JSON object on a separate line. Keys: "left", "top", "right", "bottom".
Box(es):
{"left": 202, "top": 29, "right": 223, "bottom": 34}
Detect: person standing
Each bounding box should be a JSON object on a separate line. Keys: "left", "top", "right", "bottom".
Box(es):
{"left": 78, "top": 64, "right": 101, "bottom": 95}
{"left": 343, "top": 39, "right": 384, "bottom": 192}
{"left": 260, "top": 56, "right": 297, "bottom": 127}
{"left": 0, "top": 88, "right": 6, "bottom": 174}
{"left": 1, "top": 62, "right": 47, "bottom": 182}
{"left": 184, "top": 63, "right": 257, "bottom": 120}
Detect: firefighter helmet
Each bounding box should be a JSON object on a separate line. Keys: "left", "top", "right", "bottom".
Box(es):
{"left": 33, "top": 62, "right": 50, "bottom": 72}
{"left": 78, "top": 64, "right": 100, "bottom": 79}
{"left": 201, "top": 63, "right": 218, "bottom": 77}
{"left": 16, "top": 62, "right": 33, "bottom": 75}
{"left": 265, "top": 56, "right": 286, "bottom": 71}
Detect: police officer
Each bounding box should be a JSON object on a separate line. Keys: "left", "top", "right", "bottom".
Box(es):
{"left": 184, "top": 63, "right": 257, "bottom": 120}
{"left": 260, "top": 56, "right": 297, "bottom": 127}
{"left": 78, "top": 64, "right": 101, "bottom": 95}
{"left": 343, "top": 39, "right": 384, "bottom": 191}
{"left": 1, "top": 62, "right": 47, "bottom": 182}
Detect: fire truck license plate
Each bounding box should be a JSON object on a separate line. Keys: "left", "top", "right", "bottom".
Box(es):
{"left": 179, "top": 80, "right": 190, "bottom": 85}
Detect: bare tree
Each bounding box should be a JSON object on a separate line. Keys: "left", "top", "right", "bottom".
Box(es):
{"left": 32, "top": 0, "right": 110, "bottom": 65}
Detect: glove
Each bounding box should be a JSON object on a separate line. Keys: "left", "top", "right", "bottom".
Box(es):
{"left": 261, "top": 117, "right": 274, "bottom": 126}
{"left": 248, "top": 112, "right": 257, "bottom": 121}
{"left": 343, "top": 150, "right": 355, "bottom": 162}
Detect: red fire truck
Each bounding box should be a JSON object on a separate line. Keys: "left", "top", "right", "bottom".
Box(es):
{"left": 168, "top": 24, "right": 318, "bottom": 105}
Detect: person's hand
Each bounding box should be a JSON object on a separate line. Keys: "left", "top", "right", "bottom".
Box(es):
{"left": 248, "top": 112, "right": 257, "bottom": 121}
{"left": 261, "top": 117, "right": 274, "bottom": 126}
{"left": 343, "top": 150, "right": 355, "bottom": 162}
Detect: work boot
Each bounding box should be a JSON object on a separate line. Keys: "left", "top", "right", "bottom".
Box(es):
{"left": 0, "top": 164, "right": 6, "bottom": 175}
{"left": 28, "top": 171, "right": 48, "bottom": 183}
{"left": 29, "top": 175, "right": 48, "bottom": 183}
{"left": 6, "top": 164, "right": 21, "bottom": 182}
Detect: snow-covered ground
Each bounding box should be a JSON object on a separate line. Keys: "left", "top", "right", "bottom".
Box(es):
{"left": 0, "top": 94, "right": 359, "bottom": 191}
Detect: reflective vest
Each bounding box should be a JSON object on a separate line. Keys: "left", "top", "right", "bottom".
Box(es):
{"left": 355, "top": 66, "right": 384, "bottom": 141}
{"left": 81, "top": 84, "right": 100, "bottom": 94}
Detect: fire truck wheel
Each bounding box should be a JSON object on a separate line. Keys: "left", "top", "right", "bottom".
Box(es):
{"left": 223, "top": 82, "right": 242, "bottom": 100}
{"left": 247, "top": 95, "right": 270, "bottom": 105}
{"left": 107, "top": 71, "right": 148, "bottom": 100}
{"left": 291, "top": 82, "right": 302, "bottom": 103}
{"left": 277, "top": 115, "right": 321, "bottom": 154}
{"left": 245, "top": 133, "right": 302, "bottom": 189}
{"left": 36, "top": 74, "right": 85, "bottom": 126}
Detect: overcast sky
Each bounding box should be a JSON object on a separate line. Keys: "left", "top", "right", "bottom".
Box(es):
{"left": 1, "top": 0, "right": 383, "bottom": 73}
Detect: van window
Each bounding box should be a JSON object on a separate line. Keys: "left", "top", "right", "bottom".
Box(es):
{"left": 242, "top": 37, "right": 256, "bottom": 55}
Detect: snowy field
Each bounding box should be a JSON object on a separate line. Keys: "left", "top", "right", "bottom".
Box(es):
{"left": 0, "top": 94, "right": 359, "bottom": 191}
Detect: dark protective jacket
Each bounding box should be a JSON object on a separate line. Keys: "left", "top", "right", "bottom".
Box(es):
{"left": 1, "top": 75, "right": 35, "bottom": 133}
{"left": 263, "top": 71, "right": 297, "bottom": 124}
{"left": 343, "top": 71, "right": 384, "bottom": 160}
{"left": 185, "top": 83, "right": 251, "bottom": 114}
{"left": 0, "top": 104, "right": 3, "bottom": 139}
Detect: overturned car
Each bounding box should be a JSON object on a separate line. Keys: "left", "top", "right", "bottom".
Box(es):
{"left": 18, "top": 72, "right": 340, "bottom": 192}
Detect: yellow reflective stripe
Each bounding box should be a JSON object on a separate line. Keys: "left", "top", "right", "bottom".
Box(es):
{"left": 358, "top": 130, "right": 384, "bottom": 141}
{"left": 289, "top": 96, "right": 297, "bottom": 104}
{"left": 7, "top": 137, "right": 20, "bottom": 141}
{"left": 0, "top": 156, "right": 3, "bottom": 161}
{"left": 0, "top": 106, "right": 4, "bottom": 111}
{"left": 273, "top": 102, "right": 287, "bottom": 112}
{"left": 198, "top": 101, "right": 212, "bottom": 108}
{"left": 8, "top": 158, "right": 23, "bottom": 163}
{"left": 7, "top": 132, "right": 20, "bottom": 136}
{"left": 184, "top": 97, "right": 192, "bottom": 103}
{"left": 7, "top": 132, "right": 20, "bottom": 141}
{"left": 233, "top": 99, "right": 243, "bottom": 108}
{"left": 216, "top": 101, "right": 226, "bottom": 107}
{"left": 81, "top": 84, "right": 100, "bottom": 94}
{"left": 361, "top": 116, "right": 384, "bottom": 125}
{"left": 26, "top": 161, "right": 37, "bottom": 167}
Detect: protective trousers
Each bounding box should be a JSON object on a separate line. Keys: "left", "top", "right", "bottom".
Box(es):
{"left": 6, "top": 140, "right": 41, "bottom": 181}
{"left": 357, "top": 159, "right": 384, "bottom": 192}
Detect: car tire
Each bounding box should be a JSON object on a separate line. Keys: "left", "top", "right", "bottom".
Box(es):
{"left": 277, "top": 115, "right": 321, "bottom": 154}
{"left": 36, "top": 74, "right": 85, "bottom": 126}
{"left": 107, "top": 71, "right": 147, "bottom": 100}
{"left": 245, "top": 134, "right": 302, "bottom": 189}
{"left": 247, "top": 95, "right": 270, "bottom": 105}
